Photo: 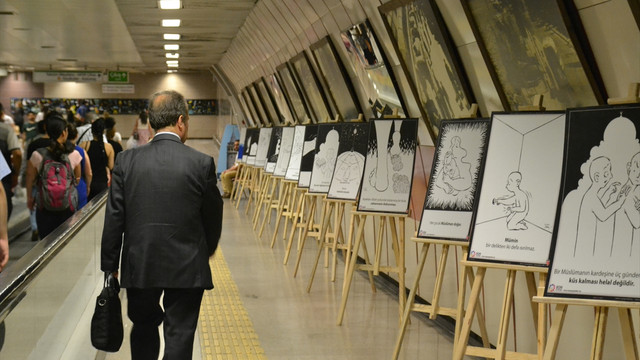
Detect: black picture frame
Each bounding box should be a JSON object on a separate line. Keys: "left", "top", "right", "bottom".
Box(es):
{"left": 241, "top": 89, "right": 261, "bottom": 128}
{"left": 630, "top": 0, "right": 640, "bottom": 32}
{"left": 461, "top": 0, "right": 607, "bottom": 111}
{"left": 276, "top": 63, "right": 312, "bottom": 124}
{"left": 379, "top": 0, "right": 477, "bottom": 142}
{"left": 310, "top": 36, "right": 364, "bottom": 122}
{"left": 339, "top": 19, "right": 409, "bottom": 119}
{"left": 255, "top": 78, "right": 283, "bottom": 125}
{"left": 289, "top": 51, "right": 334, "bottom": 123}
{"left": 248, "top": 83, "right": 273, "bottom": 126}
{"left": 265, "top": 73, "right": 296, "bottom": 125}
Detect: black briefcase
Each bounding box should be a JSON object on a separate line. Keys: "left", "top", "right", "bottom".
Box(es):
{"left": 90, "top": 273, "right": 124, "bottom": 352}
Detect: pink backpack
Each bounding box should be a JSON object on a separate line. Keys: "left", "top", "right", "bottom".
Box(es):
{"left": 36, "top": 149, "right": 78, "bottom": 212}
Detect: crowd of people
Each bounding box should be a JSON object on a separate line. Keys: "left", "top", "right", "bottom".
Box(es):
{"left": 0, "top": 101, "right": 156, "bottom": 271}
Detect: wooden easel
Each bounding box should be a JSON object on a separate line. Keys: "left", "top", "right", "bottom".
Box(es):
{"left": 269, "top": 179, "right": 298, "bottom": 248}
{"left": 391, "top": 238, "right": 490, "bottom": 360}
{"left": 258, "top": 175, "right": 284, "bottom": 237}
{"left": 453, "top": 258, "right": 548, "bottom": 360}
{"left": 306, "top": 198, "right": 353, "bottom": 292}
{"left": 283, "top": 190, "right": 322, "bottom": 265}
{"left": 607, "top": 82, "right": 640, "bottom": 105}
{"left": 252, "top": 171, "right": 272, "bottom": 229}
{"left": 232, "top": 163, "right": 250, "bottom": 207}
{"left": 291, "top": 193, "right": 329, "bottom": 277}
{"left": 243, "top": 166, "right": 262, "bottom": 215}
{"left": 336, "top": 211, "right": 407, "bottom": 325}
{"left": 532, "top": 296, "right": 639, "bottom": 360}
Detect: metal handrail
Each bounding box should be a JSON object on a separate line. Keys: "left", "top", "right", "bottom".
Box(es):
{"left": 0, "top": 191, "right": 108, "bottom": 323}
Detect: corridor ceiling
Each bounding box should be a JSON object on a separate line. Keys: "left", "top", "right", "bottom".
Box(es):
{"left": 0, "top": 0, "right": 257, "bottom": 73}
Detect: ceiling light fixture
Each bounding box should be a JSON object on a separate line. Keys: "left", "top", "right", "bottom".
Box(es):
{"left": 163, "top": 33, "right": 180, "bottom": 40}
{"left": 162, "top": 19, "right": 181, "bottom": 27}
{"left": 166, "top": 53, "right": 179, "bottom": 59}
{"left": 167, "top": 63, "right": 179, "bottom": 68}
{"left": 159, "top": 0, "right": 181, "bottom": 10}
{"left": 167, "top": 70, "right": 177, "bottom": 73}
{"left": 166, "top": 60, "right": 179, "bottom": 65}
{"left": 164, "top": 44, "right": 179, "bottom": 50}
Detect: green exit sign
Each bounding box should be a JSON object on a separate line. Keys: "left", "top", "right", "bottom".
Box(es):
{"left": 108, "top": 71, "right": 128, "bottom": 83}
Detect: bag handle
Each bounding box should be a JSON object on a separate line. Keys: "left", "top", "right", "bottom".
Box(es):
{"left": 103, "top": 272, "right": 120, "bottom": 294}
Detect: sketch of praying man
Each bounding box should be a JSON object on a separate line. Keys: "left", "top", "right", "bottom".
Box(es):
{"left": 492, "top": 171, "right": 529, "bottom": 230}
{"left": 574, "top": 156, "right": 629, "bottom": 257}
{"left": 613, "top": 152, "right": 640, "bottom": 257}
{"left": 436, "top": 136, "right": 473, "bottom": 195}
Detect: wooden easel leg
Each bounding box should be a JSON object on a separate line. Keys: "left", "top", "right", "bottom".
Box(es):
{"left": 536, "top": 273, "right": 548, "bottom": 358}
{"left": 337, "top": 214, "right": 367, "bottom": 325}
{"left": 258, "top": 178, "right": 278, "bottom": 237}
{"left": 331, "top": 203, "right": 346, "bottom": 282}
{"left": 374, "top": 216, "right": 386, "bottom": 276}
{"left": 293, "top": 198, "right": 317, "bottom": 277}
{"left": 284, "top": 190, "right": 304, "bottom": 265}
{"left": 542, "top": 304, "right": 568, "bottom": 360}
{"left": 453, "top": 267, "right": 486, "bottom": 360}
{"left": 270, "top": 182, "right": 289, "bottom": 248}
{"left": 391, "top": 242, "right": 431, "bottom": 360}
{"left": 306, "top": 201, "right": 334, "bottom": 292}
{"left": 618, "top": 307, "right": 639, "bottom": 360}
{"left": 429, "top": 244, "right": 450, "bottom": 320}
{"left": 387, "top": 216, "right": 405, "bottom": 319}
{"left": 495, "top": 269, "right": 517, "bottom": 360}
{"left": 591, "top": 307, "right": 609, "bottom": 360}
{"left": 358, "top": 222, "right": 376, "bottom": 293}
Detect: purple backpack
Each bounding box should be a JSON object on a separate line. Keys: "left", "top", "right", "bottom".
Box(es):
{"left": 36, "top": 149, "right": 78, "bottom": 212}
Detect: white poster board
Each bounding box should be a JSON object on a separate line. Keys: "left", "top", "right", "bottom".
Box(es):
{"left": 244, "top": 128, "right": 260, "bottom": 165}
{"left": 546, "top": 105, "right": 640, "bottom": 301}
{"left": 274, "top": 127, "right": 295, "bottom": 177}
{"left": 357, "top": 119, "right": 418, "bottom": 213}
{"left": 327, "top": 122, "right": 370, "bottom": 201}
{"left": 309, "top": 124, "right": 342, "bottom": 193}
{"left": 418, "top": 119, "right": 490, "bottom": 240}
{"left": 468, "top": 112, "right": 565, "bottom": 266}
{"left": 238, "top": 127, "right": 247, "bottom": 162}
{"left": 285, "top": 125, "right": 306, "bottom": 181}
{"left": 254, "top": 128, "right": 273, "bottom": 168}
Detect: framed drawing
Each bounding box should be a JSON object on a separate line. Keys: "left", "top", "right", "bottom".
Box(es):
{"left": 461, "top": 0, "right": 607, "bottom": 111}
{"left": 285, "top": 125, "right": 308, "bottom": 181}
{"left": 256, "top": 78, "right": 283, "bottom": 125}
{"left": 249, "top": 83, "right": 273, "bottom": 126}
{"left": 240, "top": 90, "right": 259, "bottom": 127}
{"left": 327, "top": 122, "right": 370, "bottom": 201}
{"left": 418, "top": 119, "right": 490, "bottom": 240}
{"left": 309, "top": 123, "right": 343, "bottom": 193}
{"left": 277, "top": 63, "right": 312, "bottom": 124}
{"left": 545, "top": 105, "right": 640, "bottom": 302}
{"left": 357, "top": 118, "right": 419, "bottom": 213}
{"left": 254, "top": 127, "right": 273, "bottom": 168}
{"left": 273, "top": 126, "right": 296, "bottom": 177}
{"left": 298, "top": 124, "right": 319, "bottom": 188}
{"left": 467, "top": 112, "right": 566, "bottom": 266}
{"left": 266, "top": 74, "right": 296, "bottom": 125}
{"left": 310, "top": 36, "right": 363, "bottom": 122}
{"left": 380, "top": 0, "right": 476, "bottom": 141}
{"left": 265, "top": 126, "right": 283, "bottom": 173}
{"left": 630, "top": 0, "right": 640, "bottom": 32}
{"left": 290, "top": 51, "right": 334, "bottom": 123}
{"left": 244, "top": 128, "right": 260, "bottom": 165}
{"left": 340, "top": 20, "right": 408, "bottom": 118}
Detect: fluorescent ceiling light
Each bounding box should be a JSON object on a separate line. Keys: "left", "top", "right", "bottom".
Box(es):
{"left": 167, "top": 70, "right": 177, "bottom": 73}
{"left": 163, "top": 33, "right": 180, "bottom": 40}
{"left": 167, "top": 63, "right": 179, "bottom": 68}
{"left": 166, "top": 60, "right": 179, "bottom": 65}
{"left": 159, "top": 0, "right": 181, "bottom": 9}
{"left": 164, "top": 44, "right": 179, "bottom": 50}
{"left": 166, "top": 53, "right": 179, "bottom": 59}
{"left": 162, "top": 19, "right": 181, "bottom": 27}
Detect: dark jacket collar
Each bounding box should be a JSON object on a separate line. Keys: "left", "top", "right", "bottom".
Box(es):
{"left": 152, "top": 132, "right": 182, "bottom": 144}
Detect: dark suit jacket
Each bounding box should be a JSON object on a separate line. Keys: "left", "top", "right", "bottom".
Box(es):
{"left": 101, "top": 133, "right": 223, "bottom": 289}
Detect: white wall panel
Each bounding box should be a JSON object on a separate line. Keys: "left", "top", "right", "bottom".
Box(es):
{"left": 329, "top": 3, "right": 352, "bottom": 31}
{"left": 320, "top": 12, "right": 341, "bottom": 35}
{"left": 308, "top": 0, "right": 331, "bottom": 18}
{"left": 341, "top": 0, "right": 367, "bottom": 25}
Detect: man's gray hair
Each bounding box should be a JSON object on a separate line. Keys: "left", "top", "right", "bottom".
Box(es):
{"left": 148, "top": 90, "right": 188, "bottom": 130}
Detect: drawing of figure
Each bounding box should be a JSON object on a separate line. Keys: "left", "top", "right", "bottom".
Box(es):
{"left": 249, "top": 137, "right": 258, "bottom": 156}
{"left": 574, "top": 156, "right": 629, "bottom": 256}
{"left": 492, "top": 171, "right": 530, "bottom": 230}
{"left": 369, "top": 121, "right": 392, "bottom": 192}
{"left": 613, "top": 152, "right": 640, "bottom": 257}
{"left": 436, "top": 136, "right": 473, "bottom": 195}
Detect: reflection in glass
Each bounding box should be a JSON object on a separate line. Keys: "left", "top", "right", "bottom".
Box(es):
{"left": 340, "top": 21, "right": 406, "bottom": 118}
{"left": 290, "top": 52, "right": 332, "bottom": 123}
{"left": 256, "top": 79, "right": 282, "bottom": 125}
{"left": 277, "top": 64, "right": 310, "bottom": 124}
{"left": 249, "top": 84, "right": 272, "bottom": 126}
{"left": 311, "top": 37, "right": 362, "bottom": 122}
{"left": 266, "top": 74, "right": 295, "bottom": 125}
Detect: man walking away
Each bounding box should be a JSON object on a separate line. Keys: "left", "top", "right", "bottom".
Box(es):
{"left": 101, "top": 90, "right": 223, "bottom": 359}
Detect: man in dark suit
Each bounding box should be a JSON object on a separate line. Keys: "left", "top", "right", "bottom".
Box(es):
{"left": 101, "top": 90, "right": 223, "bottom": 359}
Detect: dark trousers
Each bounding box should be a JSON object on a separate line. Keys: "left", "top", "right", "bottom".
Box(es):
{"left": 126, "top": 288, "right": 204, "bottom": 360}
{"left": 35, "top": 209, "right": 74, "bottom": 239}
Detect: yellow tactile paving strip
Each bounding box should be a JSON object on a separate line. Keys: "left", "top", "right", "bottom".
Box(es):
{"left": 198, "top": 250, "right": 268, "bottom": 360}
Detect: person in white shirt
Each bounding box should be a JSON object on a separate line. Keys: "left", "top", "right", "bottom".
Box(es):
{"left": 0, "top": 155, "right": 10, "bottom": 271}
